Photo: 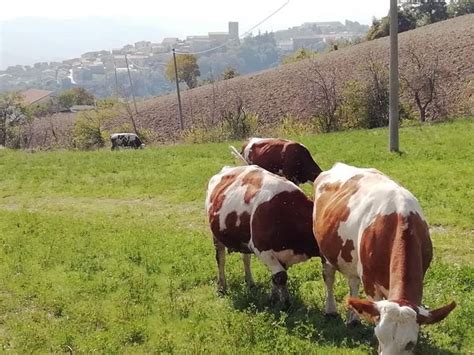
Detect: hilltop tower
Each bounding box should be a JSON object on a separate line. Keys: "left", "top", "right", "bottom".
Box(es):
{"left": 228, "top": 21, "right": 239, "bottom": 40}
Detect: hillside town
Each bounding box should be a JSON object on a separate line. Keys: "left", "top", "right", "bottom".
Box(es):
{"left": 0, "top": 20, "right": 368, "bottom": 98}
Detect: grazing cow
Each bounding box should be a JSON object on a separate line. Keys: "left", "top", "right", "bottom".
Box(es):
{"left": 231, "top": 138, "right": 322, "bottom": 184}
{"left": 312, "top": 163, "right": 455, "bottom": 354}
{"left": 206, "top": 165, "right": 320, "bottom": 304}
{"left": 110, "top": 133, "right": 145, "bottom": 150}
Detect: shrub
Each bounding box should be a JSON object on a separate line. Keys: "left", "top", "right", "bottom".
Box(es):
{"left": 182, "top": 107, "right": 258, "bottom": 144}
{"left": 273, "top": 116, "right": 311, "bottom": 137}
{"left": 337, "top": 80, "right": 370, "bottom": 129}
{"left": 282, "top": 49, "right": 317, "bottom": 65}
{"left": 221, "top": 106, "right": 258, "bottom": 140}
{"left": 221, "top": 67, "right": 239, "bottom": 80}
{"left": 58, "top": 87, "right": 95, "bottom": 110}
{"left": 72, "top": 107, "right": 117, "bottom": 150}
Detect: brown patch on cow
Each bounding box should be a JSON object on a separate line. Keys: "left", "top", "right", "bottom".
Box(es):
{"left": 208, "top": 169, "right": 244, "bottom": 216}
{"left": 248, "top": 139, "right": 321, "bottom": 184}
{"left": 347, "top": 297, "right": 380, "bottom": 321}
{"left": 249, "top": 140, "right": 286, "bottom": 173}
{"left": 252, "top": 190, "right": 319, "bottom": 258}
{"left": 340, "top": 239, "right": 355, "bottom": 262}
{"left": 241, "top": 169, "right": 263, "bottom": 204}
{"left": 360, "top": 211, "right": 432, "bottom": 304}
{"left": 313, "top": 175, "right": 363, "bottom": 268}
{"left": 210, "top": 211, "right": 252, "bottom": 253}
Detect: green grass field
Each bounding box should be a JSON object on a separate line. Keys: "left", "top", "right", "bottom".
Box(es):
{"left": 0, "top": 120, "right": 473, "bottom": 353}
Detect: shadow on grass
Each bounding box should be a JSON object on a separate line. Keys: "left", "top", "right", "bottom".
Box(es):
{"left": 226, "top": 281, "right": 457, "bottom": 355}
{"left": 227, "top": 281, "right": 375, "bottom": 351}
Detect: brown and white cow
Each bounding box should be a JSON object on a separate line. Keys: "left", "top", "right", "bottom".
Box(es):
{"left": 231, "top": 138, "right": 322, "bottom": 185}
{"left": 312, "top": 163, "right": 455, "bottom": 354}
{"left": 206, "top": 165, "right": 320, "bottom": 304}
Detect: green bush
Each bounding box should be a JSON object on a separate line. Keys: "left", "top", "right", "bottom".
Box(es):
{"left": 282, "top": 49, "right": 317, "bottom": 65}
{"left": 337, "top": 80, "right": 370, "bottom": 129}
{"left": 72, "top": 107, "right": 117, "bottom": 150}
{"left": 222, "top": 108, "right": 258, "bottom": 140}
{"left": 182, "top": 109, "right": 258, "bottom": 144}
{"left": 273, "top": 116, "right": 312, "bottom": 137}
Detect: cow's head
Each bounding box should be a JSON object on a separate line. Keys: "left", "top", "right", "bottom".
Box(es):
{"left": 348, "top": 298, "right": 456, "bottom": 354}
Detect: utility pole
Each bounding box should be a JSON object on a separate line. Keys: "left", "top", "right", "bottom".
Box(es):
{"left": 389, "top": 0, "right": 400, "bottom": 152}
{"left": 172, "top": 48, "right": 184, "bottom": 130}
{"left": 112, "top": 54, "right": 120, "bottom": 98}
{"left": 124, "top": 54, "right": 138, "bottom": 135}
{"left": 124, "top": 54, "right": 139, "bottom": 115}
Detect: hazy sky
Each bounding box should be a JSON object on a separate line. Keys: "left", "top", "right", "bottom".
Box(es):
{"left": 1, "top": 0, "right": 389, "bottom": 31}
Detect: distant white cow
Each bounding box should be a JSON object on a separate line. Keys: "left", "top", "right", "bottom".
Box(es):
{"left": 110, "top": 133, "right": 145, "bottom": 150}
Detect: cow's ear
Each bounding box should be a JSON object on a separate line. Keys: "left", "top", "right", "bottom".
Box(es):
{"left": 417, "top": 301, "right": 456, "bottom": 325}
{"left": 347, "top": 297, "right": 380, "bottom": 322}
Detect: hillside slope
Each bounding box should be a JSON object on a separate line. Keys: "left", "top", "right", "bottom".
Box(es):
{"left": 134, "top": 14, "right": 473, "bottom": 141}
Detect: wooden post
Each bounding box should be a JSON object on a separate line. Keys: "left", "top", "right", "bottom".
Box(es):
{"left": 172, "top": 48, "right": 184, "bottom": 130}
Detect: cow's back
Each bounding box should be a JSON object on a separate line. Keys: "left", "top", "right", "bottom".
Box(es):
{"left": 313, "top": 163, "right": 431, "bottom": 297}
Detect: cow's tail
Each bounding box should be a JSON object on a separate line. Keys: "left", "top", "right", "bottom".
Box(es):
{"left": 229, "top": 145, "right": 248, "bottom": 165}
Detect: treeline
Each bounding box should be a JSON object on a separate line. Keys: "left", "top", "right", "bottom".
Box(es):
{"left": 367, "top": 0, "right": 473, "bottom": 40}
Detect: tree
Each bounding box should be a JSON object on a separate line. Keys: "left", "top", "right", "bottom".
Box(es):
{"left": 367, "top": 1, "right": 451, "bottom": 41}
{"left": 0, "top": 92, "right": 31, "bottom": 147}
{"left": 301, "top": 61, "right": 341, "bottom": 132}
{"left": 400, "top": 44, "right": 449, "bottom": 122}
{"left": 58, "top": 87, "right": 95, "bottom": 110}
{"left": 448, "top": 0, "right": 474, "bottom": 17}
{"left": 221, "top": 66, "right": 239, "bottom": 80}
{"left": 165, "top": 54, "right": 200, "bottom": 89}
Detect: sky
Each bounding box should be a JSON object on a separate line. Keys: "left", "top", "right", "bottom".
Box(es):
{"left": 1, "top": 0, "right": 389, "bottom": 31}
{"left": 0, "top": 0, "right": 390, "bottom": 69}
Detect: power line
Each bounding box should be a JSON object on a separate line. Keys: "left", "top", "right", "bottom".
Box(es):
{"left": 174, "top": 0, "right": 290, "bottom": 55}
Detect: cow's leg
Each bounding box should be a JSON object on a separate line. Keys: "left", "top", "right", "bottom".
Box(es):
{"left": 242, "top": 253, "right": 255, "bottom": 287}
{"left": 214, "top": 239, "right": 227, "bottom": 294}
{"left": 254, "top": 250, "right": 289, "bottom": 305}
{"left": 347, "top": 276, "right": 361, "bottom": 326}
{"left": 323, "top": 261, "right": 338, "bottom": 315}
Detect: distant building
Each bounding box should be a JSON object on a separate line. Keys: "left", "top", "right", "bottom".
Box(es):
{"left": 277, "top": 39, "right": 294, "bottom": 52}
{"left": 229, "top": 21, "right": 239, "bottom": 40}
{"left": 62, "top": 58, "right": 81, "bottom": 66}
{"left": 208, "top": 32, "right": 229, "bottom": 44}
{"left": 301, "top": 21, "right": 344, "bottom": 29}
{"left": 151, "top": 44, "right": 168, "bottom": 54}
{"left": 292, "top": 36, "right": 325, "bottom": 51}
{"left": 162, "top": 37, "right": 179, "bottom": 49}
{"left": 135, "top": 41, "right": 152, "bottom": 49}
{"left": 20, "top": 88, "right": 54, "bottom": 105}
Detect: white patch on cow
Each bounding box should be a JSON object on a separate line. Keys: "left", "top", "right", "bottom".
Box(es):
{"left": 274, "top": 249, "right": 310, "bottom": 267}
{"left": 374, "top": 300, "right": 419, "bottom": 355}
{"left": 252, "top": 249, "right": 286, "bottom": 275}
